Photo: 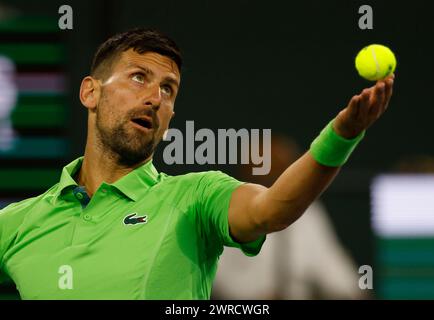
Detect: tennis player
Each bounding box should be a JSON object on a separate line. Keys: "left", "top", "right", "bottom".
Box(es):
{"left": 0, "top": 28, "right": 394, "bottom": 299}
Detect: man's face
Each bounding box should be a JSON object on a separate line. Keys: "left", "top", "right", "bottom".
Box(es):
{"left": 94, "top": 49, "right": 180, "bottom": 166}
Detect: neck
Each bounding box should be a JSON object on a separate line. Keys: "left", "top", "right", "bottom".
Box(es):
{"left": 76, "top": 136, "right": 151, "bottom": 197}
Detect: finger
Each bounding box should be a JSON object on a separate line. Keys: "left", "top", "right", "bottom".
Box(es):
{"left": 376, "top": 81, "right": 387, "bottom": 116}
{"left": 356, "top": 89, "right": 371, "bottom": 124}
{"left": 347, "top": 94, "right": 361, "bottom": 119}
{"left": 383, "top": 78, "right": 392, "bottom": 99}
{"left": 377, "top": 81, "right": 387, "bottom": 118}
{"left": 383, "top": 77, "right": 394, "bottom": 110}
{"left": 369, "top": 82, "right": 385, "bottom": 117}
{"left": 359, "top": 88, "right": 371, "bottom": 113}
{"left": 373, "top": 81, "right": 385, "bottom": 105}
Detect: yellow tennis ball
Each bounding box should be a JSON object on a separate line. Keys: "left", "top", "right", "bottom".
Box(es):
{"left": 355, "top": 44, "right": 396, "bottom": 81}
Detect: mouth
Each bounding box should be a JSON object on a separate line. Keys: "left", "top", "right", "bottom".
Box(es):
{"left": 130, "top": 117, "right": 154, "bottom": 131}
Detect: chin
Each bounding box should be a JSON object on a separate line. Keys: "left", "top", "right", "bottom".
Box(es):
{"left": 116, "top": 142, "right": 155, "bottom": 166}
{"left": 116, "top": 152, "right": 151, "bottom": 167}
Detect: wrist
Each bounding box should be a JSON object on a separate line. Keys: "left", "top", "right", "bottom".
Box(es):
{"left": 309, "top": 120, "right": 365, "bottom": 167}
{"left": 332, "top": 118, "right": 364, "bottom": 139}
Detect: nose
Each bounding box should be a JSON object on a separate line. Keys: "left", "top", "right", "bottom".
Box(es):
{"left": 144, "top": 83, "right": 161, "bottom": 111}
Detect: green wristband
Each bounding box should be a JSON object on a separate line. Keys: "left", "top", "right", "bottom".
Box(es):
{"left": 310, "top": 120, "right": 365, "bottom": 167}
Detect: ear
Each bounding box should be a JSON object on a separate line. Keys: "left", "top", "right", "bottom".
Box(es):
{"left": 162, "top": 129, "right": 169, "bottom": 140}
{"left": 79, "top": 76, "right": 101, "bottom": 110}
{"left": 162, "top": 112, "right": 175, "bottom": 140}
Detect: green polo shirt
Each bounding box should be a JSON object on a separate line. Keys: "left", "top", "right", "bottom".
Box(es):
{"left": 0, "top": 157, "right": 265, "bottom": 300}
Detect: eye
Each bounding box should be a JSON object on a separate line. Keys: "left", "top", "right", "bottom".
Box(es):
{"left": 132, "top": 73, "right": 145, "bottom": 84}
{"left": 161, "top": 85, "right": 173, "bottom": 96}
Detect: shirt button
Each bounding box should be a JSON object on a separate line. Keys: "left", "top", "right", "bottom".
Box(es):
{"left": 102, "top": 189, "right": 108, "bottom": 193}
{"left": 83, "top": 214, "right": 92, "bottom": 221}
{"left": 76, "top": 193, "right": 84, "bottom": 200}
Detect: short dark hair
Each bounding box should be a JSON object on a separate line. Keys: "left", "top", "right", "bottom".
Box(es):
{"left": 90, "top": 28, "right": 182, "bottom": 79}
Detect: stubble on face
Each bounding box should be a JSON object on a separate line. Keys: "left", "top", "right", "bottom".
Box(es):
{"left": 91, "top": 50, "right": 180, "bottom": 168}
{"left": 95, "top": 88, "right": 159, "bottom": 167}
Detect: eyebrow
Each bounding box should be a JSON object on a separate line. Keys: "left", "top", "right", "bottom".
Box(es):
{"left": 127, "top": 63, "right": 180, "bottom": 89}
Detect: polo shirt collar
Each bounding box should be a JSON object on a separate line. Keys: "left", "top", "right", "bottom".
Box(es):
{"left": 57, "top": 157, "right": 160, "bottom": 201}
{"left": 57, "top": 157, "right": 82, "bottom": 194}
{"left": 112, "top": 159, "right": 160, "bottom": 201}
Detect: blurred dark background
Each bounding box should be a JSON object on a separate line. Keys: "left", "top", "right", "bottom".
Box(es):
{"left": 0, "top": 0, "right": 433, "bottom": 299}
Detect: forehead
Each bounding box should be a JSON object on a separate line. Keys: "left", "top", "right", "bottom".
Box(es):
{"left": 115, "top": 49, "right": 180, "bottom": 79}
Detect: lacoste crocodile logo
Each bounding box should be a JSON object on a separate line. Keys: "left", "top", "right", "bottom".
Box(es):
{"left": 123, "top": 213, "right": 148, "bottom": 225}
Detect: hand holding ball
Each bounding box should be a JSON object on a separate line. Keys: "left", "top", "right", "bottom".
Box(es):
{"left": 355, "top": 44, "right": 396, "bottom": 81}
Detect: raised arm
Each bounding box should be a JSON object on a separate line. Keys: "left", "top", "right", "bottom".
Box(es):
{"left": 228, "top": 75, "right": 394, "bottom": 243}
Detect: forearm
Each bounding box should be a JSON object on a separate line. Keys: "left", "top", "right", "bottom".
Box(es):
{"left": 253, "top": 151, "right": 340, "bottom": 233}
{"left": 229, "top": 76, "right": 394, "bottom": 242}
